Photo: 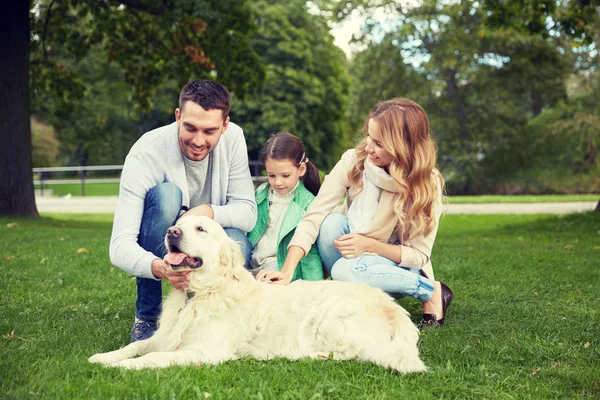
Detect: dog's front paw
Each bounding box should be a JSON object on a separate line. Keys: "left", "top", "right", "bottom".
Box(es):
{"left": 88, "top": 351, "right": 124, "bottom": 366}
{"left": 115, "top": 358, "right": 148, "bottom": 370}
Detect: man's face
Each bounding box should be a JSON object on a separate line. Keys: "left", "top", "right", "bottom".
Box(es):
{"left": 176, "top": 101, "right": 229, "bottom": 161}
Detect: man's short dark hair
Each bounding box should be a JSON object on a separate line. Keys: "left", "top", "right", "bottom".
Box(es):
{"left": 179, "top": 80, "right": 231, "bottom": 121}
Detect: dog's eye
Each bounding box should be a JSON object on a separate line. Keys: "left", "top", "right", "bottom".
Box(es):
{"left": 197, "top": 226, "right": 205, "bottom": 232}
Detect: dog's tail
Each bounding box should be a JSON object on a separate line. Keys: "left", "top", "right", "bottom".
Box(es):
{"left": 363, "top": 304, "right": 427, "bottom": 374}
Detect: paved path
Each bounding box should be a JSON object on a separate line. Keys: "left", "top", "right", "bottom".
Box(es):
{"left": 35, "top": 196, "right": 598, "bottom": 214}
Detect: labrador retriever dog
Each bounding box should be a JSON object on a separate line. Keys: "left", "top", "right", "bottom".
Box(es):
{"left": 89, "top": 215, "right": 426, "bottom": 373}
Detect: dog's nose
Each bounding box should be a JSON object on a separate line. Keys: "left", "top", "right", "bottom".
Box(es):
{"left": 167, "top": 227, "right": 182, "bottom": 238}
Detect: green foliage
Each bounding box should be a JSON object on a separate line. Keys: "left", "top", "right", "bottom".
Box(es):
{"left": 346, "top": 0, "right": 599, "bottom": 194}
{"left": 30, "top": 0, "right": 264, "bottom": 111}
{"left": 230, "top": 0, "right": 351, "bottom": 170}
{"left": 482, "top": 0, "right": 600, "bottom": 44}
{"left": 31, "top": 117, "right": 60, "bottom": 167}
{"left": 29, "top": 0, "right": 265, "bottom": 166}
{"left": 1, "top": 213, "right": 600, "bottom": 398}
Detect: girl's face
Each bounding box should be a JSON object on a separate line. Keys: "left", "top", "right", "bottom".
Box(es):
{"left": 265, "top": 158, "right": 306, "bottom": 195}
{"left": 365, "top": 118, "right": 395, "bottom": 170}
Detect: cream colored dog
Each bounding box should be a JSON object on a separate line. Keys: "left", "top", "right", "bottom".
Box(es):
{"left": 89, "top": 215, "right": 426, "bottom": 373}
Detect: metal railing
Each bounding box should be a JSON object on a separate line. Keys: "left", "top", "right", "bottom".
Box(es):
{"left": 34, "top": 161, "right": 266, "bottom": 196}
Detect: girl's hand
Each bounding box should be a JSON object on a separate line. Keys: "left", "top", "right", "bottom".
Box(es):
{"left": 334, "top": 233, "right": 374, "bottom": 258}
{"left": 255, "top": 269, "right": 293, "bottom": 285}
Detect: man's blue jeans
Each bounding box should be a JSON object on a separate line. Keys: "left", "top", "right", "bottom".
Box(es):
{"left": 135, "top": 183, "right": 252, "bottom": 322}
{"left": 316, "top": 213, "right": 434, "bottom": 302}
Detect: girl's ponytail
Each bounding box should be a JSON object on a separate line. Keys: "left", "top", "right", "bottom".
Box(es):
{"left": 303, "top": 159, "right": 321, "bottom": 196}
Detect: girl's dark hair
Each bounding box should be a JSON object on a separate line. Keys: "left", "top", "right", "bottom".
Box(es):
{"left": 260, "top": 132, "right": 321, "bottom": 196}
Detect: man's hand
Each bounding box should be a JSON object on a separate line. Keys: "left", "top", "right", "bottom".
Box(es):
{"left": 334, "top": 233, "right": 375, "bottom": 258}
{"left": 255, "top": 270, "right": 293, "bottom": 285}
{"left": 182, "top": 204, "right": 214, "bottom": 219}
{"left": 151, "top": 259, "right": 190, "bottom": 290}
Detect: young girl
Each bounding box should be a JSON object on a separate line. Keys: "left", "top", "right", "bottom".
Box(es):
{"left": 247, "top": 132, "right": 324, "bottom": 281}
{"left": 257, "top": 99, "right": 453, "bottom": 328}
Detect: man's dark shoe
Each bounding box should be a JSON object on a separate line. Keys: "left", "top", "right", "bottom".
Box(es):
{"left": 130, "top": 320, "right": 157, "bottom": 342}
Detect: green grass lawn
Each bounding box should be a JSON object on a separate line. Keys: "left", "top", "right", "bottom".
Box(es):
{"left": 448, "top": 194, "right": 599, "bottom": 203}
{"left": 1, "top": 213, "right": 599, "bottom": 399}
{"left": 36, "top": 182, "right": 120, "bottom": 197}
{"left": 35, "top": 182, "right": 599, "bottom": 204}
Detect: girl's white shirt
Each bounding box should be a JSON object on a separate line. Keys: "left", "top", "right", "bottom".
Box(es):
{"left": 251, "top": 182, "right": 299, "bottom": 270}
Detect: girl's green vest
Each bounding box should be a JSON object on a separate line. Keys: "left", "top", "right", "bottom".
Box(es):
{"left": 247, "top": 182, "right": 324, "bottom": 281}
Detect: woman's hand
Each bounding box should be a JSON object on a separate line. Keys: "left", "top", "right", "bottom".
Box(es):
{"left": 334, "top": 233, "right": 375, "bottom": 258}
{"left": 255, "top": 269, "right": 293, "bottom": 285}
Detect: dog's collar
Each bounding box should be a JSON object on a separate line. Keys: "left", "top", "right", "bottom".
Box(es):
{"left": 179, "top": 290, "right": 196, "bottom": 313}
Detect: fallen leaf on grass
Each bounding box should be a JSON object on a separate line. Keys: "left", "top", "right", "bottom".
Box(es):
{"left": 2, "top": 330, "right": 31, "bottom": 341}
{"left": 533, "top": 291, "right": 538, "bottom": 296}
{"left": 531, "top": 368, "right": 540, "bottom": 375}
{"left": 563, "top": 244, "right": 573, "bottom": 249}
{"left": 551, "top": 361, "right": 563, "bottom": 368}
{"left": 584, "top": 342, "right": 591, "bottom": 348}
{"left": 6, "top": 222, "right": 19, "bottom": 228}
{"left": 4, "top": 255, "right": 15, "bottom": 260}
{"left": 77, "top": 248, "right": 89, "bottom": 255}
{"left": 204, "top": 393, "right": 211, "bottom": 398}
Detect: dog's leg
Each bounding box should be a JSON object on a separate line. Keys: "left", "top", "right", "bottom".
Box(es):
{"left": 88, "top": 332, "right": 164, "bottom": 366}
{"left": 114, "top": 350, "right": 198, "bottom": 369}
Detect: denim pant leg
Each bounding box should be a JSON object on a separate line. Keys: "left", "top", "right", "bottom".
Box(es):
{"left": 316, "top": 213, "right": 350, "bottom": 276}
{"left": 331, "top": 255, "right": 434, "bottom": 302}
{"left": 223, "top": 228, "right": 252, "bottom": 269}
{"left": 136, "top": 183, "right": 182, "bottom": 321}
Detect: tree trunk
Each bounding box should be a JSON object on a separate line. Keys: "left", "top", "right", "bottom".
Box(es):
{"left": 531, "top": 90, "right": 543, "bottom": 117}
{"left": 446, "top": 68, "right": 469, "bottom": 141}
{"left": 0, "top": 1, "right": 39, "bottom": 217}
{"left": 595, "top": 199, "right": 600, "bottom": 213}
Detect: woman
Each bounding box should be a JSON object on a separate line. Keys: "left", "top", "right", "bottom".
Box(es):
{"left": 257, "top": 98, "right": 453, "bottom": 327}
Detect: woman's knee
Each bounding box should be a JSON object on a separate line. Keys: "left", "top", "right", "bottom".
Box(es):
{"left": 317, "top": 213, "right": 347, "bottom": 245}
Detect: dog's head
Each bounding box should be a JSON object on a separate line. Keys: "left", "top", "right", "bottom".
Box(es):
{"left": 163, "top": 215, "right": 249, "bottom": 289}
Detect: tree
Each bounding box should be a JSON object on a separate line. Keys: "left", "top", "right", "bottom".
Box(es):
{"left": 0, "top": 2, "right": 38, "bottom": 217}
{"left": 230, "top": 0, "right": 351, "bottom": 170}
{"left": 0, "top": 0, "right": 264, "bottom": 216}
{"left": 344, "top": 0, "right": 599, "bottom": 193}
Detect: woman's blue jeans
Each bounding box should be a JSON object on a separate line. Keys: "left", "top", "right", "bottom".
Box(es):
{"left": 316, "top": 213, "right": 434, "bottom": 302}
{"left": 135, "top": 183, "right": 252, "bottom": 321}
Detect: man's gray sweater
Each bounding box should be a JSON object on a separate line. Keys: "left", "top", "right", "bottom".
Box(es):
{"left": 109, "top": 121, "right": 257, "bottom": 279}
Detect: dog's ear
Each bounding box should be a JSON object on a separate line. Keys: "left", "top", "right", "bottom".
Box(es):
{"left": 219, "top": 238, "right": 247, "bottom": 280}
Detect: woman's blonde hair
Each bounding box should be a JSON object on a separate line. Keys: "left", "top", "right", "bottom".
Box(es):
{"left": 348, "top": 98, "right": 444, "bottom": 240}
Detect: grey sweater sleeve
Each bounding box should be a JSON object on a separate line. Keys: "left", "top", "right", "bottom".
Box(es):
{"left": 109, "top": 153, "right": 160, "bottom": 279}
{"left": 211, "top": 129, "right": 257, "bottom": 232}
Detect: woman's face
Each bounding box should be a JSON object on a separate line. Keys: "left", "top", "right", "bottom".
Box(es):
{"left": 365, "top": 118, "right": 395, "bottom": 170}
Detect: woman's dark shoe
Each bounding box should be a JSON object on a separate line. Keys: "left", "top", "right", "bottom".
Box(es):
{"left": 418, "top": 282, "right": 453, "bottom": 329}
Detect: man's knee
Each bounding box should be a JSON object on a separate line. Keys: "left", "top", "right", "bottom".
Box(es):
{"left": 145, "top": 183, "right": 183, "bottom": 223}
{"left": 223, "top": 228, "right": 252, "bottom": 267}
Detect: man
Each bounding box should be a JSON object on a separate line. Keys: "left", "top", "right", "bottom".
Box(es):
{"left": 109, "top": 80, "right": 257, "bottom": 341}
